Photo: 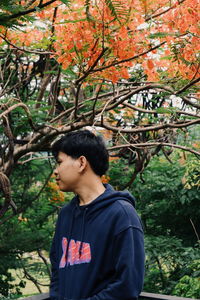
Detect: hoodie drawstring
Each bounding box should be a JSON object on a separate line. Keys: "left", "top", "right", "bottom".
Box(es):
{"left": 65, "top": 205, "right": 76, "bottom": 261}
{"left": 79, "top": 207, "right": 88, "bottom": 257}
{"left": 65, "top": 205, "right": 88, "bottom": 260}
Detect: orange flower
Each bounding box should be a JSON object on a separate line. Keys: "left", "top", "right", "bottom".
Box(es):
{"left": 101, "top": 175, "right": 111, "bottom": 184}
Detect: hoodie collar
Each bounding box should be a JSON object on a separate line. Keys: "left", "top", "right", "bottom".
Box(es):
{"left": 70, "top": 184, "right": 135, "bottom": 213}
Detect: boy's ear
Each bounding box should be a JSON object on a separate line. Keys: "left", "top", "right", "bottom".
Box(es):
{"left": 78, "top": 156, "right": 87, "bottom": 172}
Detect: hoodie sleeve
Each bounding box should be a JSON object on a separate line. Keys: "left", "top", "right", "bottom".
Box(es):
{"left": 91, "top": 226, "right": 145, "bottom": 300}
{"left": 50, "top": 234, "right": 59, "bottom": 299}
{"left": 50, "top": 211, "right": 62, "bottom": 300}
{"left": 69, "top": 225, "right": 145, "bottom": 300}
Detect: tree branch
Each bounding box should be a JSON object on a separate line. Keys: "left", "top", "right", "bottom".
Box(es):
{"left": 99, "top": 118, "right": 200, "bottom": 134}
{"left": 123, "top": 101, "right": 200, "bottom": 118}
{"left": 37, "top": 249, "right": 51, "bottom": 278}
{"left": 90, "top": 42, "right": 166, "bottom": 73}
{"left": 108, "top": 142, "right": 200, "bottom": 157}
{"left": 0, "top": 102, "right": 36, "bottom": 131}
{"left": 176, "top": 77, "right": 200, "bottom": 95}
{"left": 145, "top": 0, "right": 185, "bottom": 21}
{"left": 0, "top": 0, "right": 57, "bottom": 22}
{"left": 75, "top": 47, "right": 109, "bottom": 84}
{"left": 181, "top": 96, "right": 200, "bottom": 109}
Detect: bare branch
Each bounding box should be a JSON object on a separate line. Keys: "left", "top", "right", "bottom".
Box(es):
{"left": 17, "top": 155, "right": 53, "bottom": 165}
{"left": 50, "top": 103, "right": 86, "bottom": 123}
{"left": 190, "top": 218, "right": 200, "bottom": 241}
{"left": 37, "top": 249, "right": 51, "bottom": 278}
{"left": 123, "top": 101, "right": 200, "bottom": 118}
{"left": 108, "top": 143, "right": 200, "bottom": 157}
{"left": 92, "top": 80, "right": 105, "bottom": 120}
{"left": 176, "top": 77, "right": 200, "bottom": 95}
{"left": 24, "top": 0, "right": 38, "bottom": 9}
{"left": 181, "top": 96, "right": 200, "bottom": 109}
{"left": 99, "top": 117, "right": 200, "bottom": 134}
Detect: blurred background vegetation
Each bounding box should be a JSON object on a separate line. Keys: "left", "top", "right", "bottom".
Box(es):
{"left": 0, "top": 139, "right": 199, "bottom": 299}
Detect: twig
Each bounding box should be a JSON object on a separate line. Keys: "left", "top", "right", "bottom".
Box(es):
{"left": 18, "top": 155, "right": 54, "bottom": 165}
{"left": 50, "top": 103, "right": 86, "bottom": 124}
{"left": 90, "top": 42, "right": 166, "bottom": 74}
{"left": 74, "top": 83, "right": 82, "bottom": 119}
{"left": 181, "top": 96, "right": 200, "bottom": 109}
{"left": 190, "top": 218, "right": 200, "bottom": 241}
{"left": 75, "top": 47, "right": 109, "bottom": 85}
{"left": 37, "top": 249, "right": 51, "bottom": 278}
{"left": 92, "top": 80, "right": 105, "bottom": 121}
{"left": 145, "top": 0, "right": 185, "bottom": 21}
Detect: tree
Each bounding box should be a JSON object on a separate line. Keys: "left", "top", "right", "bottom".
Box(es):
{"left": 1, "top": 2, "right": 199, "bottom": 296}
{"left": 0, "top": 0, "right": 199, "bottom": 220}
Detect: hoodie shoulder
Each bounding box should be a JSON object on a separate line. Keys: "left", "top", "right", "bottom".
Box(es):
{"left": 112, "top": 199, "right": 143, "bottom": 235}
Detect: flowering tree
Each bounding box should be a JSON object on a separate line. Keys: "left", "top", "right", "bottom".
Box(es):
{"left": 0, "top": 0, "right": 200, "bottom": 219}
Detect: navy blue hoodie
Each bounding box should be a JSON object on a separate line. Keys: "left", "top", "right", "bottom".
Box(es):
{"left": 50, "top": 184, "right": 145, "bottom": 300}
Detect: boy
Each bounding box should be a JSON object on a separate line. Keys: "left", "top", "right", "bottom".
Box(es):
{"left": 50, "top": 129, "right": 145, "bottom": 300}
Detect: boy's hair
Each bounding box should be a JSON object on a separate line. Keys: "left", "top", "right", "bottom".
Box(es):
{"left": 52, "top": 130, "right": 109, "bottom": 176}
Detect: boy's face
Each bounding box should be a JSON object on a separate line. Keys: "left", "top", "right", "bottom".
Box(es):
{"left": 54, "top": 152, "right": 80, "bottom": 192}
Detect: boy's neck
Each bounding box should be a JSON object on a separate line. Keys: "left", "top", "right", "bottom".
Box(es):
{"left": 77, "top": 177, "right": 106, "bottom": 206}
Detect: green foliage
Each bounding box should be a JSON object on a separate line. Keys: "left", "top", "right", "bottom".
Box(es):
{"left": 184, "top": 158, "right": 200, "bottom": 190}
{"left": 0, "top": 254, "right": 21, "bottom": 297}
{"left": 60, "top": 0, "right": 71, "bottom": 5}
{"left": 132, "top": 155, "right": 199, "bottom": 244}
{"left": 0, "top": 159, "right": 56, "bottom": 296}
{"left": 109, "top": 158, "right": 135, "bottom": 189}
{"left": 149, "top": 32, "right": 170, "bottom": 39}
{"left": 144, "top": 235, "right": 200, "bottom": 295}
{"left": 173, "top": 274, "right": 200, "bottom": 298}
{"left": 108, "top": 152, "right": 200, "bottom": 297}
{"left": 104, "top": 0, "right": 129, "bottom": 22}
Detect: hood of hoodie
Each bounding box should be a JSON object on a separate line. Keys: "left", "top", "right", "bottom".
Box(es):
{"left": 70, "top": 183, "right": 136, "bottom": 215}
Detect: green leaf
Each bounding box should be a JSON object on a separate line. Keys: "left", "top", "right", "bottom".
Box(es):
{"left": 156, "top": 107, "right": 178, "bottom": 114}
{"left": 85, "top": 0, "right": 129, "bottom": 24}
{"left": 156, "top": 107, "right": 171, "bottom": 114}
{"left": 160, "top": 55, "right": 172, "bottom": 60}
{"left": 149, "top": 32, "right": 169, "bottom": 39}
{"left": 58, "top": 18, "right": 87, "bottom": 24}
{"left": 60, "top": 0, "right": 71, "bottom": 5}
